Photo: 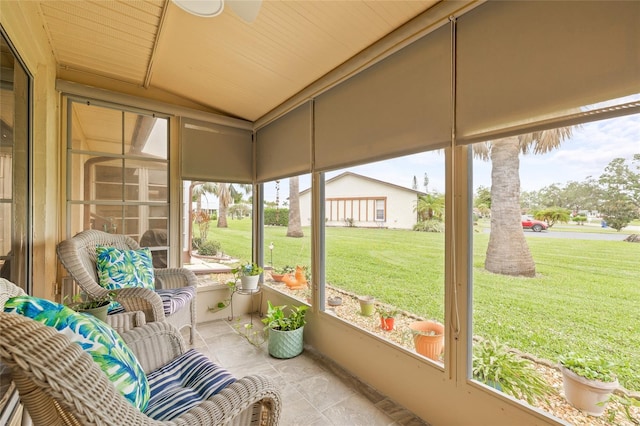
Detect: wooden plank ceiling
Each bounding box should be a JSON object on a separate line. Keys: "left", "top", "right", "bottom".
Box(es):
{"left": 38, "top": 0, "right": 440, "bottom": 122}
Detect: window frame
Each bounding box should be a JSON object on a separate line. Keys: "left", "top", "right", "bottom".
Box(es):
{"left": 64, "top": 97, "right": 171, "bottom": 258}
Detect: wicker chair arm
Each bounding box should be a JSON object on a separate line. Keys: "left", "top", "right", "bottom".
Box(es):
{"left": 106, "top": 311, "right": 146, "bottom": 334}
{"left": 120, "top": 321, "right": 187, "bottom": 374}
{"left": 153, "top": 267, "right": 198, "bottom": 290}
{"left": 115, "top": 286, "right": 166, "bottom": 323}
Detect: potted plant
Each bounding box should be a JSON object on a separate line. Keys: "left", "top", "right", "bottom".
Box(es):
{"left": 472, "top": 338, "right": 552, "bottom": 405}
{"left": 377, "top": 306, "right": 399, "bottom": 331}
{"left": 408, "top": 320, "right": 444, "bottom": 361}
{"left": 261, "top": 301, "right": 308, "bottom": 359}
{"left": 270, "top": 265, "right": 295, "bottom": 282}
{"left": 559, "top": 353, "right": 618, "bottom": 416}
{"left": 358, "top": 295, "right": 375, "bottom": 316}
{"left": 66, "top": 291, "right": 116, "bottom": 322}
{"left": 232, "top": 262, "right": 263, "bottom": 290}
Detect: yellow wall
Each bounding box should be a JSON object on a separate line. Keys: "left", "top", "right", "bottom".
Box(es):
{"left": 1, "top": 1, "right": 59, "bottom": 299}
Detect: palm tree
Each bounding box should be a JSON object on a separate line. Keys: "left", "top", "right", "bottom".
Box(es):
{"left": 191, "top": 182, "right": 217, "bottom": 213}
{"left": 217, "top": 183, "right": 252, "bottom": 227}
{"left": 216, "top": 183, "right": 232, "bottom": 228}
{"left": 414, "top": 193, "right": 445, "bottom": 221}
{"left": 287, "top": 176, "right": 303, "bottom": 237}
{"left": 190, "top": 182, "right": 251, "bottom": 228}
{"left": 474, "top": 128, "right": 572, "bottom": 277}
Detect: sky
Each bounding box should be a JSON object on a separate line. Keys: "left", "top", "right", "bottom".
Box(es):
{"left": 263, "top": 110, "right": 639, "bottom": 203}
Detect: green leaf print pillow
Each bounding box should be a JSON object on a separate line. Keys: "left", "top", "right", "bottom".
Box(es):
{"left": 96, "top": 246, "right": 155, "bottom": 291}
{"left": 4, "top": 295, "right": 150, "bottom": 411}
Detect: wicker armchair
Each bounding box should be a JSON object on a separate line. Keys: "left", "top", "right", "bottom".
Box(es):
{"left": 57, "top": 229, "right": 198, "bottom": 343}
{"left": 0, "top": 279, "right": 281, "bottom": 426}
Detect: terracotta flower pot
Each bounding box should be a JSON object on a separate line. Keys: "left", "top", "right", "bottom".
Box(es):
{"left": 270, "top": 273, "right": 285, "bottom": 282}
{"left": 380, "top": 316, "right": 395, "bottom": 331}
{"left": 409, "top": 320, "right": 444, "bottom": 361}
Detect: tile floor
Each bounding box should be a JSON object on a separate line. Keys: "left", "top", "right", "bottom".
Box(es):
{"left": 188, "top": 315, "right": 429, "bottom": 426}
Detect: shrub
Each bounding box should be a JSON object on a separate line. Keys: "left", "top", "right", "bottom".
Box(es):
{"left": 413, "top": 219, "right": 444, "bottom": 233}
{"left": 264, "top": 208, "right": 289, "bottom": 226}
{"left": 192, "top": 237, "right": 203, "bottom": 250}
{"left": 473, "top": 339, "right": 552, "bottom": 405}
{"left": 572, "top": 215, "right": 587, "bottom": 225}
{"left": 198, "top": 240, "right": 221, "bottom": 256}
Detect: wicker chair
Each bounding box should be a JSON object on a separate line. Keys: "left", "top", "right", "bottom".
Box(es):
{"left": 57, "top": 229, "right": 198, "bottom": 343}
{"left": 0, "top": 279, "right": 282, "bottom": 426}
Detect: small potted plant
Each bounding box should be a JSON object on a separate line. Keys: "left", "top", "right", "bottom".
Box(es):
{"left": 472, "top": 338, "right": 552, "bottom": 405}
{"left": 377, "top": 306, "right": 399, "bottom": 331}
{"left": 270, "top": 265, "right": 295, "bottom": 282}
{"left": 358, "top": 295, "right": 375, "bottom": 316}
{"left": 232, "top": 261, "right": 264, "bottom": 290}
{"left": 559, "top": 352, "right": 618, "bottom": 416}
{"left": 66, "top": 291, "right": 116, "bottom": 322}
{"left": 261, "top": 301, "right": 308, "bottom": 358}
{"left": 408, "top": 320, "right": 444, "bottom": 361}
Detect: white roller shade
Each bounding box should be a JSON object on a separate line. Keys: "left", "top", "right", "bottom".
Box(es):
{"left": 255, "top": 101, "right": 312, "bottom": 182}
{"left": 314, "top": 25, "right": 451, "bottom": 171}
{"left": 181, "top": 118, "right": 253, "bottom": 183}
{"left": 456, "top": 1, "right": 640, "bottom": 143}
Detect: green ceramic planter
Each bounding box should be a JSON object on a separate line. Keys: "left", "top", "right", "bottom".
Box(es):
{"left": 267, "top": 326, "right": 304, "bottom": 359}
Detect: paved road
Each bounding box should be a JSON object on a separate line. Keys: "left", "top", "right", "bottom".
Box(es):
{"left": 522, "top": 230, "right": 634, "bottom": 241}
{"left": 482, "top": 226, "right": 639, "bottom": 241}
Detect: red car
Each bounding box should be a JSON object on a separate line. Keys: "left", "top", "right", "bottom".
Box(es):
{"left": 521, "top": 216, "right": 548, "bottom": 232}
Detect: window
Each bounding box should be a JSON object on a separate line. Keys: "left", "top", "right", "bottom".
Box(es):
{"left": 0, "top": 28, "right": 31, "bottom": 423}
{"left": 375, "top": 199, "right": 385, "bottom": 222}
{"left": 183, "top": 180, "right": 253, "bottom": 275}
{"left": 321, "top": 152, "right": 446, "bottom": 365}
{"left": 261, "top": 175, "right": 312, "bottom": 304}
{"left": 65, "top": 100, "right": 169, "bottom": 263}
{"left": 470, "top": 105, "right": 639, "bottom": 423}
{"left": 326, "top": 196, "right": 386, "bottom": 226}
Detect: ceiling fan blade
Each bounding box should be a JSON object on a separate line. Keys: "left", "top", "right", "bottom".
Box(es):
{"left": 227, "top": 0, "right": 262, "bottom": 23}
{"left": 172, "top": 0, "right": 224, "bottom": 17}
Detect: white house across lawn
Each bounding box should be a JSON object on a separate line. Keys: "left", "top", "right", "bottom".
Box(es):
{"left": 299, "top": 172, "right": 424, "bottom": 229}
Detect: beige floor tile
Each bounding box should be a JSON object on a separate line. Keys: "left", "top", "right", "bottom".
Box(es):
{"left": 192, "top": 317, "right": 428, "bottom": 426}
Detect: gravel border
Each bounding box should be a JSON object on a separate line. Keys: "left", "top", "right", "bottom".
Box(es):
{"left": 268, "top": 280, "right": 640, "bottom": 425}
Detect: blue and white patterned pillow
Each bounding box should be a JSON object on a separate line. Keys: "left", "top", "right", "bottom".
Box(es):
{"left": 4, "top": 295, "right": 150, "bottom": 411}
{"left": 96, "top": 246, "right": 155, "bottom": 292}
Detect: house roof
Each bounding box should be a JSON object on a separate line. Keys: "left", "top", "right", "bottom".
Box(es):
{"left": 300, "top": 171, "right": 426, "bottom": 196}
{"left": 31, "top": 0, "right": 472, "bottom": 124}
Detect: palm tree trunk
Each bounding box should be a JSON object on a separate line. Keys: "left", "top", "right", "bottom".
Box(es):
{"left": 287, "top": 177, "right": 303, "bottom": 238}
{"left": 217, "top": 183, "right": 230, "bottom": 228}
{"left": 485, "top": 138, "right": 536, "bottom": 277}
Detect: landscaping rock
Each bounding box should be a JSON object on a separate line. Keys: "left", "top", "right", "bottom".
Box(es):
{"left": 624, "top": 234, "right": 640, "bottom": 243}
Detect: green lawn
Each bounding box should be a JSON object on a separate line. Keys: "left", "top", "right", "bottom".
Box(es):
{"left": 204, "top": 220, "right": 640, "bottom": 390}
